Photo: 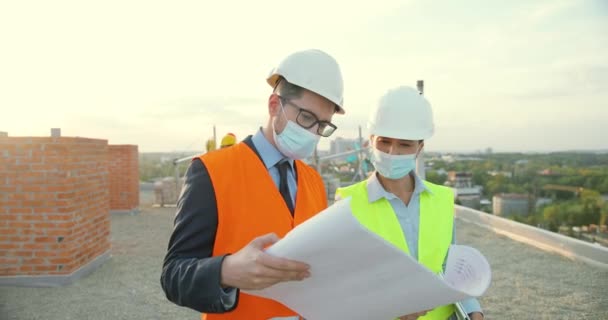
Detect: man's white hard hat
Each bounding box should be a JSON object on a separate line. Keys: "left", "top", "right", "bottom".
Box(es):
{"left": 267, "top": 49, "right": 345, "bottom": 114}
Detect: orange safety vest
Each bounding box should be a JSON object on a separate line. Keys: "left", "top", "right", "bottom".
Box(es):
{"left": 199, "top": 141, "right": 327, "bottom": 320}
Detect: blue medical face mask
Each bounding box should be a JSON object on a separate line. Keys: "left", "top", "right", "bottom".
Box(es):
{"left": 273, "top": 101, "right": 320, "bottom": 160}
{"left": 371, "top": 147, "right": 418, "bottom": 180}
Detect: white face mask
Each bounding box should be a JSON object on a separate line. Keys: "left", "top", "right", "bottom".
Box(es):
{"left": 371, "top": 147, "right": 418, "bottom": 180}
{"left": 272, "top": 102, "right": 320, "bottom": 160}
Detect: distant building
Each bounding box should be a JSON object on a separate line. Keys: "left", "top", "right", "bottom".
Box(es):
{"left": 441, "top": 154, "right": 455, "bottom": 163}
{"left": 535, "top": 197, "right": 553, "bottom": 208}
{"left": 317, "top": 150, "right": 330, "bottom": 158}
{"left": 493, "top": 193, "right": 531, "bottom": 217}
{"left": 329, "top": 137, "right": 359, "bottom": 162}
{"left": 445, "top": 171, "right": 482, "bottom": 209}
{"left": 441, "top": 154, "right": 483, "bottom": 163}
{"left": 488, "top": 170, "right": 513, "bottom": 178}
{"left": 321, "top": 174, "right": 341, "bottom": 203}
{"left": 447, "top": 171, "right": 474, "bottom": 188}
{"left": 435, "top": 168, "right": 448, "bottom": 176}
{"left": 330, "top": 137, "right": 358, "bottom": 155}
{"left": 538, "top": 169, "right": 558, "bottom": 176}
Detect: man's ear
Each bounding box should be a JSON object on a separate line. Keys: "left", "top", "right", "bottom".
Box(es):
{"left": 268, "top": 94, "right": 281, "bottom": 116}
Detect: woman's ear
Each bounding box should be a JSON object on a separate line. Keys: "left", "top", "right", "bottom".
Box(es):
{"left": 417, "top": 140, "right": 425, "bottom": 156}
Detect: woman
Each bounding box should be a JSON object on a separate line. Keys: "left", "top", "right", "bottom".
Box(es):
{"left": 336, "top": 86, "right": 484, "bottom": 320}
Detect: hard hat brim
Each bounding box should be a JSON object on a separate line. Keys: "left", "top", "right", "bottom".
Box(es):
{"left": 266, "top": 73, "right": 345, "bottom": 115}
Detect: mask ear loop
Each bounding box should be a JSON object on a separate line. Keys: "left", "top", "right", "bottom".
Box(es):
{"left": 272, "top": 77, "right": 289, "bottom": 125}
{"left": 273, "top": 96, "right": 290, "bottom": 137}
{"left": 278, "top": 98, "right": 289, "bottom": 121}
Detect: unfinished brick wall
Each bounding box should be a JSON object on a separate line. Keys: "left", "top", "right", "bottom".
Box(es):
{"left": 0, "top": 136, "right": 110, "bottom": 277}
{"left": 108, "top": 145, "right": 139, "bottom": 212}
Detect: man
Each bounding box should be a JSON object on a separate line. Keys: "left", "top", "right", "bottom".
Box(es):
{"left": 336, "top": 86, "right": 484, "bottom": 320}
{"left": 220, "top": 133, "right": 237, "bottom": 149}
{"left": 161, "top": 49, "right": 345, "bottom": 320}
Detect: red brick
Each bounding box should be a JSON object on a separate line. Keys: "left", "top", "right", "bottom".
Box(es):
{"left": 0, "top": 267, "right": 19, "bottom": 275}
{"left": 0, "top": 200, "right": 19, "bottom": 207}
{"left": 0, "top": 214, "right": 17, "bottom": 221}
{"left": 8, "top": 164, "right": 30, "bottom": 171}
{"left": 35, "top": 251, "right": 61, "bottom": 258}
{"left": 34, "top": 237, "right": 56, "bottom": 243}
{"left": 32, "top": 222, "right": 56, "bottom": 228}
{"left": 47, "top": 185, "right": 71, "bottom": 192}
{"left": 33, "top": 207, "right": 56, "bottom": 213}
{"left": 21, "top": 228, "right": 45, "bottom": 236}
{"left": 9, "top": 222, "right": 31, "bottom": 228}
{"left": 14, "top": 251, "right": 34, "bottom": 257}
{"left": 0, "top": 258, "right": 19, "bottom": 264}
{"left": 57, "top": 249, "right": 77, "bottom": 258}
{"left": 20, "top": 214, "right": 44, "bottom": 221}
{"left": 0, "top": 186, "right": 16, "bottom": 193}
{"left": 9, "top": 207, "right": 32, "bottom": 214}
{"left": 46, "top": 229, "right": 70, "bottom": 236}
{"left": 49, "top": 257, "right": 72, "bottom": 264}
{"left": 8, "top": 193, "right": 31, "bottom": 201}
{"left": 22, "top": 243, "right": 46, "bottom": 250}
{"left": 46, "top": 200, "right": 70, "bottom": 207}
{"left": 53, "top": 221, "right": 76, "bottom": 229}
{"left": 21, "top": 185, "right": 44, "bottom": 192}
{"left": 19, "top": 265, "right": 34, "bottom": 272}
{"left": 0, "top": 243, "right": 19, "bottom": 250}
{"left": 9, "top": 236, "right": 30, "bottom": 242}
{"left": 33, "top": 265, "right": 55, "bottom": 272}
{"left": 30, "top": 164, "right": 55, "bottom": 171}
{"left": 46, "top": 215, "right": 72, "bottom": 221}
{"left": 22, "top": 200, "right": 45, "bottom": 207}
{"left": 23, "top": 258, "right": 46, "bottom": 265}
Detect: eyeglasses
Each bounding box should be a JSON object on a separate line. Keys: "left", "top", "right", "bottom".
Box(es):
{"left": 277, "top": 95, "right": 338, "bottom": 137}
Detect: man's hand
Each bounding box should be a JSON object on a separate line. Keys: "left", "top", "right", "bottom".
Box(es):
{"left": 469, "top": 312, "right": 484, "bottom": 320}
{"left": 220, "top": 233, "right": 311, "bottom": 290}
{"left": 398, "top": 310, "right": 429, "bottom": 320}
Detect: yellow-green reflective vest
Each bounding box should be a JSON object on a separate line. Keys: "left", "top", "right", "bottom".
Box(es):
{"left": 336, "top": 179, "right": 456, "bottom": 320}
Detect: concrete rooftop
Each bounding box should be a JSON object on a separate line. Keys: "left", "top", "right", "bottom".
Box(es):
{"left": 1, "top": 207, "right": 607, "bottom": 320}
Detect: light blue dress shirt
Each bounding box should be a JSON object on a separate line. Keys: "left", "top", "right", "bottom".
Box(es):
{"left": 251, "top": 128, "right": 297, "bottom": 204}
{"left": 251, "top": 130, "right": 302, "bottom": 319}
{"left": 340, "top": 172, "right": 483, "bottom": 318}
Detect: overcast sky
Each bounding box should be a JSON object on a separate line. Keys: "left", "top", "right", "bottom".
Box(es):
{"left": 1, "top": 0, "right": 606, "bottom": 152}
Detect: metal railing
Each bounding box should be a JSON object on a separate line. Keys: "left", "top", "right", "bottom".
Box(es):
{"left": 166, "top": 143, "right": 373, "bottom": 205}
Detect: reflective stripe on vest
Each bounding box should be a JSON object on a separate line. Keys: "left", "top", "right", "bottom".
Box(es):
{"left": 200, "top": 142, "right": 327, "bottom": 320}
{"left": 336, "top": 179, "right": 456, "bottom": 320}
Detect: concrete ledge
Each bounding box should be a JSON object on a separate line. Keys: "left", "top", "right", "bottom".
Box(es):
{"left": 151, "top": 204, "right": 177, "bottom": 208}
{"left": 110, "top": 208, "right": 140, "bottom": 215}
{"left": 0, "top": 251, "right": 111, "bottom": 287}
{"left": 455, "top": 205, "right": 608, "bottom": 269}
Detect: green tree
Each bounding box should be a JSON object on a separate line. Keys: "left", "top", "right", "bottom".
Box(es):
{"left": 600, "top": 203, "right": 608, "bottom": 226}
{"left": 543, "top": 205, "right": 562, "bottom": 231}
{"left": 426, "top": 171, "right": 447, "bottom": 185}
